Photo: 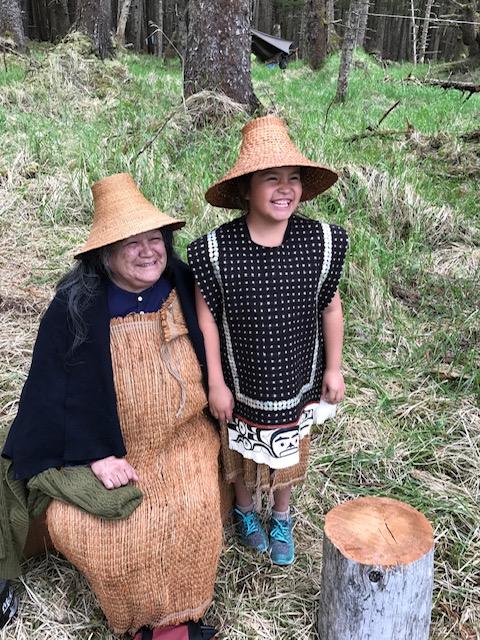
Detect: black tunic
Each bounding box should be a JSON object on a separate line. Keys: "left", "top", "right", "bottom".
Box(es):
{"left": 188, "top": 215, "right": 348, "bottom": 429}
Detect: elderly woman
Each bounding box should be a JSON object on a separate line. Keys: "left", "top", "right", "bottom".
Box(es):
{"left": 2, "top": 174, "right": 224, "bottom": 639}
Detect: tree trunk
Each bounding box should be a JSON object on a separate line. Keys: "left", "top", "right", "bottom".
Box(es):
{"left": 399, "top": 14, "right": 409, "bottom": 61}
{"left": 418, "top": 0, "right": 434, "bottom": 63}
{"left": 299, "top": 0, "right": 307, "bottom": 58}
{"left": 253, "top": 0, "right": 260, "bottom": 29}
{"left": 326, "top": 0, "right": 335, "bottom": 51}
{"left": 410, "top": 0, "right": 417, "bottom": 64}
{"left": 259, "top": 0, "right": 273, "bottom": 34}
{"left": 318, "top": 497, "right": 434, "bottom": 640}
{"left": 184, "top": 0, "right": 259, "bottom": 113}
{"left": 28, "top": 0, "right": 45, "bottom": 40}
{"left": 377, "top": 0, "right": 389, "bottom": 58}
{"left": 305, "top": 0, "right": 328, "bottom": 70}
{"left": 125, "top": 0, "right": 144, "bottom": 52}
{"left": 75, "top": 0, "right": 113, "bottom": 58}
{"left": 355, "top": 0, "right": 369, "bottom": 47}
{"left": 177, "top": 0, "right": 187, "bottom": 56}
{"left": 336, "top": 0, "right": 361, "bottom": 101}
{"left": 441, "top": 25, "right": 455, "bottom": 61}
{"left": 116, "top": 0, "right": 133, "bottom": 45}
{"left": 285, "top": 9, "right": 294, "bottom": 42}
{"left": 161, "top": 0, "right": 173, "bottom": 45}
{"left": 0, "top": 0, "right": 26, "bottom": 50}
{"left": 387, "top": 14, "right": 403, "bottom": 61}
{"left": 20, "top": 0, "right": 29, "bottom": 37}
{"left": 67, "top": 0, "right": 76, "bottom": 23}
{"left": 150, "top": 0, "right": 163, "bottom": 56}
{"left": 460, "top": 2, "right": 480, "bottom": 57}
{"left": 48, "top": 0, "right": 70, "bottom": 40}
{"left": 431, "top": 23, "right": 442, "bottom": 62}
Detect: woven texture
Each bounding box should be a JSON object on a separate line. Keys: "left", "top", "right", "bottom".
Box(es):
{"left": 75, "top": 173, "right": 185, "bottom": 257}
{"left": 220, "top": 425, "right": 310, "bottom": 494}
{"left": 47, "top": 292, "right": 223, "bottom": 634}
{"left": 205, "top": 116, "right": 338, "bottom": 208}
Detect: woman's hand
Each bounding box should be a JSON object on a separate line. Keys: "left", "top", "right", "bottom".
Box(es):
{"left": 90, "top": 456, "right": 139, "bottom": 490}
{"left": 208, "top": 382, "right": 234, "bottom": 424}
{"left": 321, "top": 369, "right": 345, "bottom": 404}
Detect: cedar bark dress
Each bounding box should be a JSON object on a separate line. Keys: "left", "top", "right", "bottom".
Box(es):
{"left": 47, "top": 292, "right": 223, "bottom": 634}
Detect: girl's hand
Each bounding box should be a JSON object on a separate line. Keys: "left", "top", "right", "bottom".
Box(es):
{"left": 321, "top": 369, "right": 345, "bottom": 404}
{"left": 90, "top": 456, "right": 139, "bottom": 490}
{"left": 209, "top": 382, "right": 234, "bottom": 424}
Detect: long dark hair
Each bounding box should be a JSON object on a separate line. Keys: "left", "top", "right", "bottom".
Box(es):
{"left": 56, "top": 228, "right": 176, "bottom": 350}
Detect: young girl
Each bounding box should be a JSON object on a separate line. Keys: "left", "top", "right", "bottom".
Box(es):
{"left": 188, "top": 116, "right": 348, "bottom": 566}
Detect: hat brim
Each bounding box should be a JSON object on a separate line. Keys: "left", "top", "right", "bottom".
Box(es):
{"left": 74, "top": 213, "right": 185, "bottom": 258}
{"left": 205, "top": 162, "right": 338, "bottom": 209}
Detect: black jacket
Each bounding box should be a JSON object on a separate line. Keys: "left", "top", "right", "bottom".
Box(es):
{"left": 2, "top": 259, "right": 207, "bottom": 480}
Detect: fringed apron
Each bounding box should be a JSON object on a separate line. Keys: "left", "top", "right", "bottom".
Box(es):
{"left": 220, "top": 425, "right": 310, "bottom": 500}
{"left": 47, "top": 292, "right": 223, "bottom": 634}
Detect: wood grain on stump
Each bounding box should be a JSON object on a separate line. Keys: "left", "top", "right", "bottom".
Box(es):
{"left": 318, "top": 496, "right": 434, "bottom": 640}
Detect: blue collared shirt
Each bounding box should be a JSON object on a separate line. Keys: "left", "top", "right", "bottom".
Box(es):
{"left": 107, "top": 277, "right": 173, "bottom": 319}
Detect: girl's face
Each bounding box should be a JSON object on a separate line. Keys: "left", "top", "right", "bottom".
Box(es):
{"left": 107, "top": 228, "right": 167, "bottom": 292}
{"left": 246, "top": 166, "right": 302, "bottom": 224}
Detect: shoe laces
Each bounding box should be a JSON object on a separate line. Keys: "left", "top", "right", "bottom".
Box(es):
{"left": 239, "top": 510, "right": 261, "bottom": 536}
{"left": 270, "top": 518, "right": 291, "bottom": 543}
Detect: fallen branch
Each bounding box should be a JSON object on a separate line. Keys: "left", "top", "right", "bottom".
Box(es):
{"left": 345, "top": 123, "right": 414, "bottom": 142}
{"left": 368, "top": 100, "right": 401, "bottom": 131}
{"left": 404, "top": 77, "right": 480, "bottom": 99}
{"left": 131, "top": 107, "right": 180, "bottom": 163}
{"left": 460, "top": 130, "right": 480, "bottom": 141}
{"left": 323, "top": 96, "right": 336, "bottom": 129}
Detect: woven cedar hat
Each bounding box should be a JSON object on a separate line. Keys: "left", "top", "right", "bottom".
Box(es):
{"left": 205, "top": 115, "right": 338, "bottom": 209}
{"left": 74, "top": 173, "right": 185, "bottom": 257}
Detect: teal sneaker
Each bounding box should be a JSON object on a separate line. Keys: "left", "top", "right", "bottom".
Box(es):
{"left": 269, "top": 516, "right": 295, "bottom": 565}
{"left": 233, "top": 507, "right": 268, "bottom": 553}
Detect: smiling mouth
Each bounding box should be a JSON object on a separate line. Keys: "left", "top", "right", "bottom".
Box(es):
{"left": 137, "top": 260, "right": 158, "bottom": 267}
{"left": 271, "top": 199, "right": 292, "bottom": 208}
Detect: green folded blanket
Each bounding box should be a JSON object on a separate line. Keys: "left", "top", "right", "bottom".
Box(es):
{"left": 0, "top": 459, "right": 143, "bottom": 579}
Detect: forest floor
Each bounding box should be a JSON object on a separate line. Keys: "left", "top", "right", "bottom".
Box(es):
{"left": 0, "top": 35, "right": 479, "bottom": 640}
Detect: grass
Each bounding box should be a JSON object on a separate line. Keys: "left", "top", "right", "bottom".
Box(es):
{"left": 0, "top": 37, "right": 479, "bottom": 639}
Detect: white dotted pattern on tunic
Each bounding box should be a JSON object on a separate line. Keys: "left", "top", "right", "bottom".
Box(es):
{"left": 207, "top": 223, "right": 332, "bottom": 411}
{"left": 188, "top": 216, "right": 348, "bottom": 427}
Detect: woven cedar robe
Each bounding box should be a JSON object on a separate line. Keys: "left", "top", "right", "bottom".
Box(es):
{"left": 188, "top": 216, "right": 348, "bottom": 475}
{"left": 47, "top": 293, "right": 223, "bottom": 634}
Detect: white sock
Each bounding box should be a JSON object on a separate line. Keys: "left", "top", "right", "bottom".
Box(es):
{"left": 236, "top": 502, "right": 255, "bottom": 514}
{"left": 272, "top": 508, "right": 290, "bottom": 521}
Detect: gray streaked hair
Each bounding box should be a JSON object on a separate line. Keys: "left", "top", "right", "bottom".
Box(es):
{"left": 56, "top": 247, "right": 112, "bottom": 351}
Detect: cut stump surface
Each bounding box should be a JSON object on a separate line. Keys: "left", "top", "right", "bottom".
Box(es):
{"left": 324, "top": 495, "right": 433, "bottom": 566}
{"left": 318, "top": 496, "right": 434, "bottom": 640}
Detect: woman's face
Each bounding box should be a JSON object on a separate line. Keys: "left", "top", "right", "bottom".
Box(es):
{"left": 107, "top": 229, "right": 167, "bottom": 292}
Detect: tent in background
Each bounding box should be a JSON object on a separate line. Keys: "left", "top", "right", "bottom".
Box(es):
{"left": 251, "top": 28, "right": 295, "bottom": 62}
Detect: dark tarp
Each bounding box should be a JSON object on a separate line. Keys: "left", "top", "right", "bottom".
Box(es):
{"left": 251, "top": 28, "right": 294, "bottom": 62}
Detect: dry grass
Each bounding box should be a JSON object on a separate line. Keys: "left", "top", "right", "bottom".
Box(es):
{"left": 338, "top": 165, "right": 473, "bottom": 248}
{"left": 183, "top": 90, "right": 250, "bottom": 128}
{"left": 0, "top": 42, "right": 479, "bottom": 639}
{"left": 0, "top": 33, "right": 129, "bottom": 119}
{"left": 431, "top": 244, "right": 480, "bottom": 279}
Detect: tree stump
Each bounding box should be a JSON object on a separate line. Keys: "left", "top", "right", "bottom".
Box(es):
{"left": 318, "top": 496, "right": 434, "bottom": 640}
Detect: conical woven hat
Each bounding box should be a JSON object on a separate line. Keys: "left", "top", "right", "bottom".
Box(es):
{"left": 75, "top": 173, "right": 185, "bottom": 258}
{"left": 205, "top": 116, "right": 338, "bottom": 209}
